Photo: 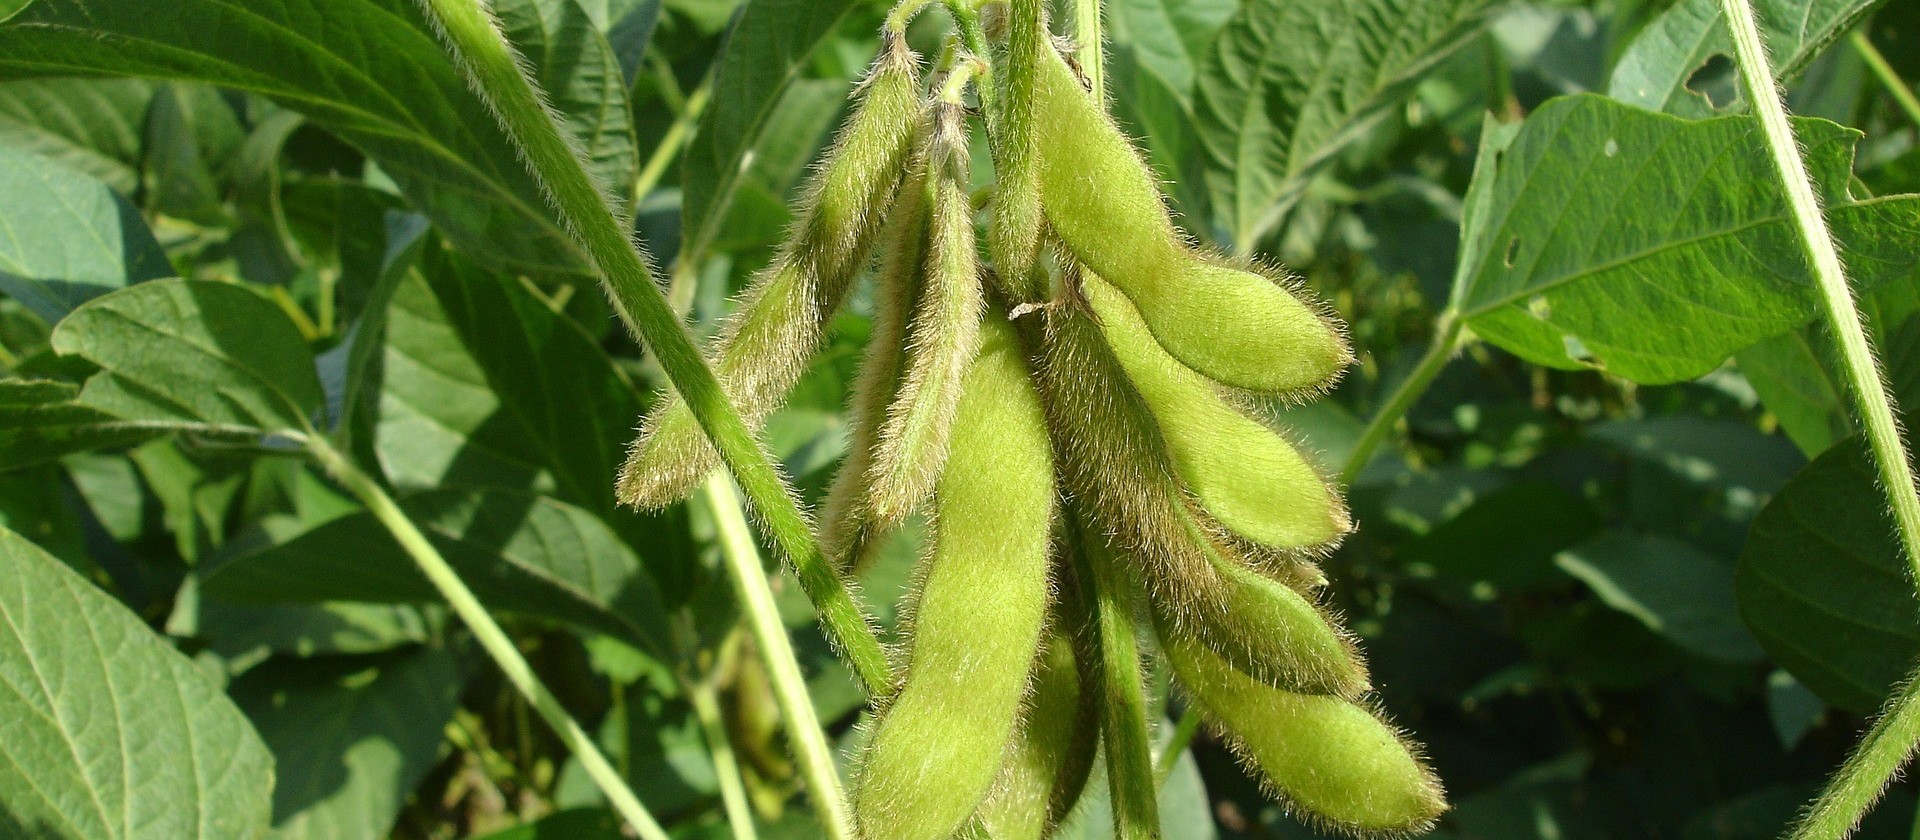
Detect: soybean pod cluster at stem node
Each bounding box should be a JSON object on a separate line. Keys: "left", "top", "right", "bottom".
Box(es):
{"left": 620, "top": 1, "right": 1445, "bottom": 836}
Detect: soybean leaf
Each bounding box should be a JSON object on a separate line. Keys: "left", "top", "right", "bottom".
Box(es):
{"left": 0, "top": 78, "right": 154, "bottom": 193}
{"left": 1738, "top": 275, "right": 1920, "bottom": 456}
{"left": 175, "top": 596, "right": 432, "bottom": 663}
{"left": 1105, "top": 0, "right": 1235, "bottom": 225}
{"left": 471, "top": 809, "right": 627, "bottom": 839}
{"left": 1193, "top": 0, "right": 1492, "bottom": 249}
{"left": 1587, "top": 416, "right": 1805, "bottom": 494}
{"left": 0, "top": 526, "right": 275, "bottom": 840}
{"left": 492, "top": 0, "right": 640, "bottom": 201}
{"left": 1450, "top": 95, "right": 1920, "bottom": 384}
{"left": 142, "top": 82, "right": 245, "bottom": 227}
{"left": 0, "top": 0, "right": 30, "bottom": 22}
{"left": 230, "top": 647, "right": 466, "bottom": 840}
{"left": 576, "top": 0, "right": 664, "bottom": 85}
{"left": 0, "top": 380, "right": 157, "bottom": 470}
{"left": 1607, "top": 0, "right": 1886, "bottom": 118}
{"left": 679, "top": 0, "right": 859, "bottom": 263}
{"left": 0, "top": 146, "right": 169, "bottom": 322}
{"left": 1556, "top": 531, "right": 1763, "bottom": 663}
{"left": 1736, "top": 438, "right": 1920, "bottom": 713}
{"left": 1398, "top": 481, "right": 1601, "bottom": 591}
{"left": 0, "top": 0, "right": 636, "bottom": 274}
{"left": 50, "top": 279, "right": 323, "bottom": 436}
{"left": 201, "top": 488, "right": 671, "bottom": 656}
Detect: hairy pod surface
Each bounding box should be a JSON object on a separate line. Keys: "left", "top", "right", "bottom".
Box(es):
{"left": 1029, "top": 42, "right": 1350, "bottom": 395}
{"left": 853, "top": 315, "right": 1055, "bottom": 840}
{"left": 988, "top": 0, "right": 1047, "bottom": 302}
{"left": 1084, "top": 273, "right": 1349, "bottom": 553}
{"left": 619, "top": 41, "right": 923, "bottom": 509}
{"left": 866, "top": 100, "right": 985, "bottom": 525}
{"left": 1160, "top": 620, "right": 1447, "bottom": 836}
{"left": 1029, "top": 306, "right": 1366, "bottom": 698}
{"left": 966, "top": 630, "right": 1098, "bottom": 840}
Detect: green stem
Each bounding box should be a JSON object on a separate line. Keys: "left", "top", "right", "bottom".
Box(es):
{"left": 1794, "top": 673, "right": 1920, "bottom": 840}
{"left": 1154, "top": 707, "right": 1202, "bottom": 786}
{"left": 1719, "top": 0, "right": 1920, "bottom": 835}
{"left": 1851, "top": 31, "right": 1920, "bottom": 132}
{"left": 702, "top": 475, "right": 857, "bottom": 840}
{"left": 1074, "top": 523, "right": 1159, "bottom": 839}
{"left": 1073, "top": 0, "right": 1104, "bottom": 98}
{"left": 1340, "top": 313, "right": 1465, "bottom": 486}
{"left": 307, "top": 438, "right": 670, "bottom": 840}
{"left": 689, "top": 678, "right": 761, "bottom": 840}
{"left": 633, "top": 78, "right": 712, "bottom": 205}
{"left": 414, "top": 0, "right": 893, "bottom": 698}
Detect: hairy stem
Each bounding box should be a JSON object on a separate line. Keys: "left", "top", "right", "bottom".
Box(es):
{"left": 1717, "top": 0, "right": 1920, "bottom": 835}
{"left": 413, "top": 0, "right": 894, "bottom": 697}
{"left": 1073, "top": 0, "right": 1104, "bottom": 98}
{"left": 307, "top": 438, "right": 670, "bottom": 840}
{"left": 1341, "top": 313, "right": 1465, "bottom": 486}
{"left": 1851, "top": 31, "right": 1920, "bottom": 132}
{"left": 703, "top": 475, "right": 857, "bottom": 840}
{"left": 1074, "top": 528, "right": 1160, "bottom": 838}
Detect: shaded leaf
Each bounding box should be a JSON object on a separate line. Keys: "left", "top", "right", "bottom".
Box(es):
{"left": 679, "top": 0, "right": 860, "bottom": 262}
{"left": 1398, "top": 481, "right": 1600, "bottom": 590}
{"left": 1451, "top": 95, "right": 1920, "bottom": 384}
{"left": 0, "top": 526, "right": 275, "bottom": 840}
{"left": 1607, "top": 0, "right": 1886, "bottom": 118}
{"left": 0, "top": 146, "right": 169, "bottom": 322}
{"left": 1736, "top": 438, "right": 1920, "bottom": 712}
{"left": 1587, "top": 416, "right": 1804, "bottom": 494}
{"left": 1194, "top": 0, "right": 1492, "bottom": 248}
{"left": 0, "top": 380, "right": 157, "bottom": 470}
{"left": 202, "top": 488, "right": 671, "bottom": 656}
{"left": 1556, "top": 531, "right": 1763, "bottom": 662}
{"left": 470, "top": 809, "right": 626, "bottom": 840}
{"left": 493, "top": 0, "right": 640, "bottom": 202}
{"left": 230, "top": 648, "right": 466, "bottom": 840}
{"left": 1738, "top": 273, "right": 1920, "bottom": 456}
{"left": 0, "top": 78, "right": 153, "bottom": 193}
{"left": 50, "top": 279, "right": 323, "bottom": 436}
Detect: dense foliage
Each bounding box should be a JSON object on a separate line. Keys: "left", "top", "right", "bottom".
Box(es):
{"left": 3, "top": 0, "right": 1920, "bottom": 838}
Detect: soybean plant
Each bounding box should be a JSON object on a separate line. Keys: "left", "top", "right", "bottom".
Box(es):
{"left": 622, "top": 1, "right": 1447, "bottom": 836}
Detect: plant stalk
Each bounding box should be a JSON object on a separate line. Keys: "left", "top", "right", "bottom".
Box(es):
{"left": 1341, "top": 313, "right": 1465, "bottom": 486}
{"left": 702, "top": 475, "right": 857, "bottom": 840}
{"left": 633, "top": 78, "right": 712, "bottom": 205}
{"left": 1074, "top": 522, "right": 1159, "bottom": 839}
{"left": 413, "top": 0, "right": 894, "bottom": 698}
{"left": 1718, "top": 0, "right": 1920, "bottom": 835}
{"left": 1073, "top": 0, "right": 1104, "bottom": 98}
{"left": 1850, "top": 31, "right": 1920, "bottom": 132}
{"left": 306, "top": 438, "right": 670, "bottom": 840}
{"left": 689, "top": 678, "right": 761, "bottom": 840}
{"left": 1154, "top": 707, "right": 1203, "bottom": 785}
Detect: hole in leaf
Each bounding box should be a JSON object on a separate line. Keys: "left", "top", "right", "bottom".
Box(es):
{"left": 1603, "top": 138, "right": 1619, "bottom": 157}
{"left": 1528, "top": 296, "right": 1551, "bottom": 320}
{"left": 1685, "top": 54, "right": 1740, "bottom": 110}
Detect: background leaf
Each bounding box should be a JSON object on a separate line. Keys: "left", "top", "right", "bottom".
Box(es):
{"left": 0, "top": 526, "right": 275, "bottom": 840}
{"left": 1607, "top": 0, "right": 1886, "bottom": 117}
{"left": 1556, "top": 531, "right": 1762, "bottom": 662}
{"left": 0, "top": 146, "right": 169, "bottom": 322}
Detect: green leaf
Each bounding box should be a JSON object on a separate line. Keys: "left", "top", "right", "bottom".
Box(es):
{"left": 0, "top": 0, "right": 31, "bottom": 23}
{"left": 375, "top": 251, "right": 642, "bottom": 519}
{"left": 202, "top": 488, "right": 671, "bottom": 656}
{"left": 0, "top": 525, "right": 275, "bottom": 840}
{"left": 1587, "top": 416, "right": 1804, "bottom": 494}
{"left": 1398, "top": 481, "right": 1601, "bottom": 591}
{"left": 229, "top": 648, "right": 466, "bottom": 840}
{"left": 0, "top": 0, "right": 635, "bottom": 274}
{"left": 0, "top": 78, "right": 154, "bottom": 193}
{"left": 575, "top": 0, "right": 663, "bottom": 83}
{"left": 0, "top": 146, "right": 169, "bottom": 322}
{"left": 491, "top": 0, "right": 640, "bottom": 203}
{"left": 1736, "top": 438, "right": 1920, "bottom": 712}
{"left": 142, "top": 82, "right": 244, "bottom": 227}
{"left": 471, "top": 809, "right": 626, "bottom": 840}
{"left": 679, "top": 0, "right": 859, "bottom": 262}
{"left": 1607, "top": 0, "right": 1886, "bottom": 118}
{"left": 1105, "top": 0, "right": 1234, "bottom": 228}
{"left": 0, "top": 379, "right": 157, "bottom": 470}
{"left": 1738, "top": 273, "right": 1920, "bottom": 456}
{"left": 51, "top": 279, "right": 324, "bottom": 436}
{"left": 1451, "top": 94, "right": 1920, "bottom": 384}
{"left": 1193, "top": 0, "right": 1492, "bottom": 248}
{"left": 1556, "top": 531, "right": 1763, "bottom": 663}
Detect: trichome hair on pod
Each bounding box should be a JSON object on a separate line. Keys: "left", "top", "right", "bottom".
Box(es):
{"left": 617, "top": 8, "right": 1445, "bottom": 835}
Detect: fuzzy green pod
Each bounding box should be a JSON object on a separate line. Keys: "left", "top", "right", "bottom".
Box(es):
{"left": 1160, "top": 619, "right": 1447, "bottom": 835}
{"left": 854, "top": 315, "right": 1055, "bottom": 840}
{"left": 619, "top": 39, "right": 923, "bottom": 509}
{"left": 965, "top": 631, "right": 1098, "bottom": 840}
{"left": 1083, "top": 273, "right": 1349, "bottom": 552}
{"left": 1029, "top": 42, "right": 1350, "bottom": 395}
{"left": 1029, "top": 305, "right": 1366, "bottom": 698}
{"left": 987, "top": 0, "right": 1047, "bottom": 301}
{"left": 866, "top": 99, "right": 985, "bottom": 525}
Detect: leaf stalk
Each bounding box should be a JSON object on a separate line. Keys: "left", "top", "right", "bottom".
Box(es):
{"left": 1341, "top": 312, "right": 1465, "bottom": 486}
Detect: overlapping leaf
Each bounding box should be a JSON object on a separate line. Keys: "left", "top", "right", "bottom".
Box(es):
{"left": 1607, "top": 0, "right": 1887, "bottom": 117}
{"left": 0, "top": 146, "right": 169, "bottom": 322}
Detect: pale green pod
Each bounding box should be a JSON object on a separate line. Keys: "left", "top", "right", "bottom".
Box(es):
{"left": 866, "top": 101, "right": 985, "bottom": 525}
{"left": 854, "top": 315, "right": 1055, "bottom": 840}
{"left": 969, "top": 631, "right": 1099, "bottom": 840}
{"left": 619, "top": 40, "right": 923, "bottom": 509}
{"left": 988, "top": 0, "right": 1047, "bottom": 302}
{"left": 1029, "top": 42, "right": 1350, "bottom": 395}
{"left": 1030, "top": 305, "right": 1366, "bottom": 698}
{"left": 1160, "top": 619, "right": 1448, "bottom": 836}
{"left": 1083, "top": 273, "right": 1349, "bottom": 552}
{"left": 818, "top": 123, "right": 935, "bottom": 572}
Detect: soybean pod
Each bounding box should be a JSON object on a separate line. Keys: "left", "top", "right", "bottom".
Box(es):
{"left": 620, "top": 37, "right": 923, "bottom": 509}
{"left": 853, "top": 314, "right": 1055, "bottom": 840}
{"left": 965, "top": 627, "right": 1099, "bottom": 840}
